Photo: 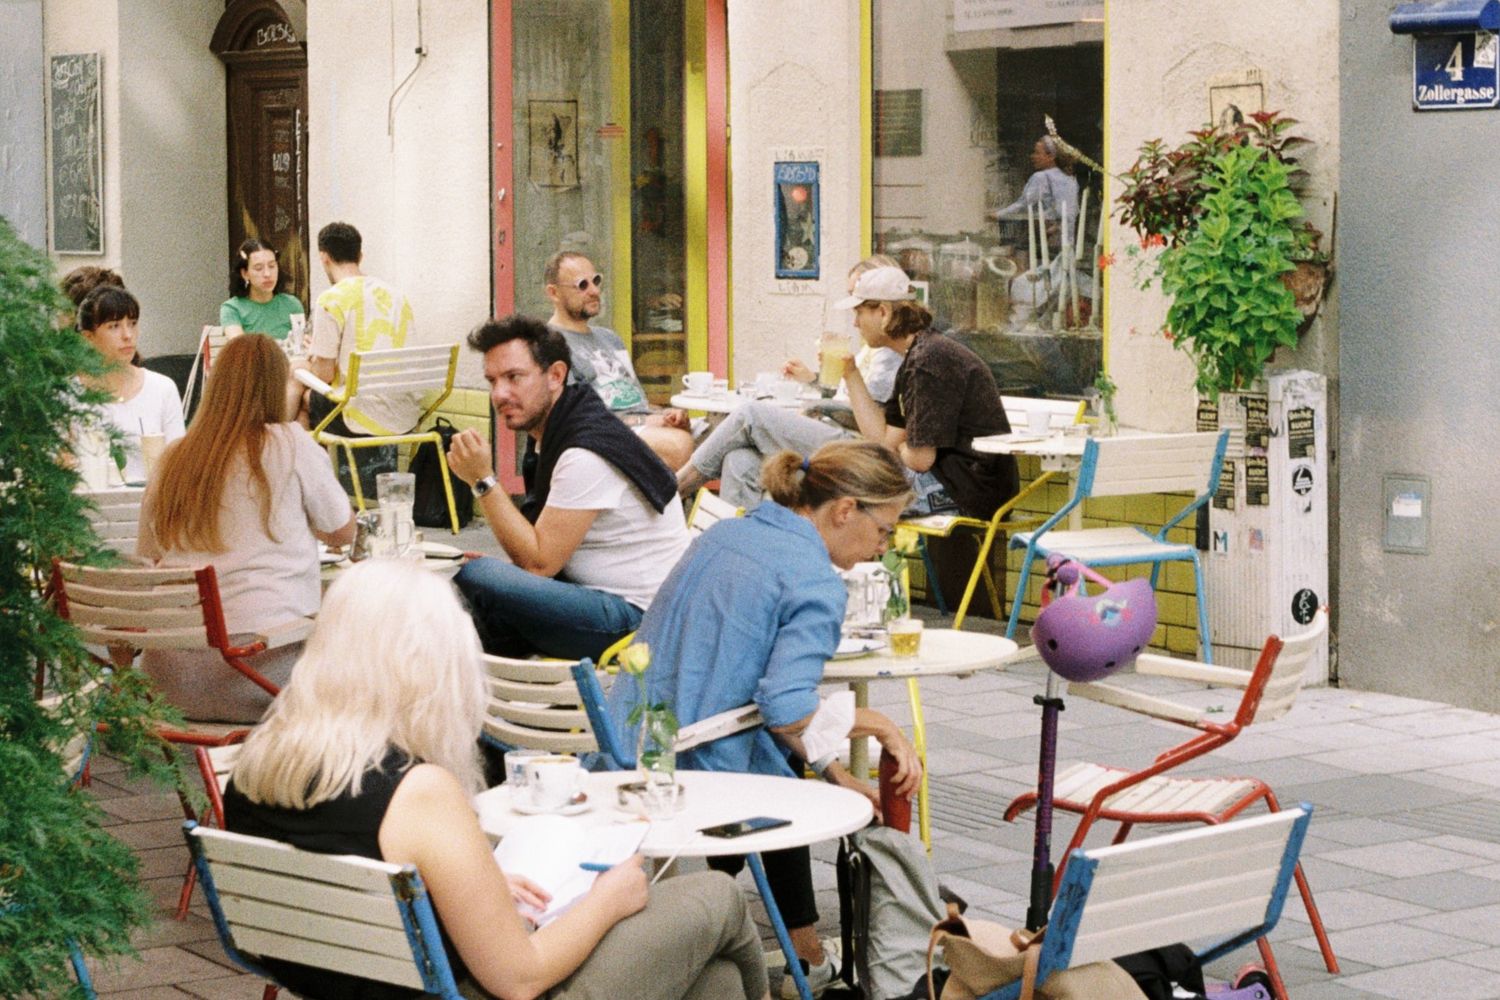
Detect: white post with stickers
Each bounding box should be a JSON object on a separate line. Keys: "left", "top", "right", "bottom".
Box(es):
{"left": 1201, "top": 370, "right": 1329, "bottom": 684}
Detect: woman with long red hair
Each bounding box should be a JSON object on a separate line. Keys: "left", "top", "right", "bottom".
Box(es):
{"left": 137, "top": 334, "right": 354, "bottom": 722}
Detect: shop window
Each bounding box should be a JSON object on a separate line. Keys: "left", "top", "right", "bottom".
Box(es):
{"left": 872, "top": 6, "right": 1104, "bottom": 398}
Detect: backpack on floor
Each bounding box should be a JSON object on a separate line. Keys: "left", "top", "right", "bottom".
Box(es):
{"left": 410, "top": 417, "right": 474, "bottom": 529}
{"left": 836, "top": 826, "right": 948, "bottom": 1000}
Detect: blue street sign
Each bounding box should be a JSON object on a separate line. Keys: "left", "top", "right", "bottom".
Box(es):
{"left": 1413, "top": 31, "right": 1500, "bottom": 109}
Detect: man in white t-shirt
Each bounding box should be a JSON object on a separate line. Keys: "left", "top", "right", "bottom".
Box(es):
{"left": 447, "top": 314, "right": 689, "bottom": 661}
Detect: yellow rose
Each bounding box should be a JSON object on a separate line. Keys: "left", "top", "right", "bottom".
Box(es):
{"left": 617, "top": 642, "right": 651, "bottom": 676}
{"left": 892, "top": 526, "right": 920, "bottom": 556}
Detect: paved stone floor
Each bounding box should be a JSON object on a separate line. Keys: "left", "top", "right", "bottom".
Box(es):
{"left": 79, "top": 528, "right": 1500, "bottom": 998}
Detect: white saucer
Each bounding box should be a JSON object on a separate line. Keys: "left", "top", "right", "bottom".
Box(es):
{"left": 420, "top": 540, "right": 464, "bottom": 559}
{"left": 833, "top": 636, "right": 887, "bottom": 659}
{"left": 512, "top": 795, "right": 592, "bottom": 816}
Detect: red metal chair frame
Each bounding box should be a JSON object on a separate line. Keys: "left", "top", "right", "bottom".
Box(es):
{"left": 1003, "top": 621, "right": 1338, "bottom": 998}
{"left": 51, "top": 559, "right": 281, "bottom": 918}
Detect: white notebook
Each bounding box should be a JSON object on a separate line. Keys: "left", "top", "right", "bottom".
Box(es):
{"left": 493, "top": 815, "right": 648, "bottom": 926}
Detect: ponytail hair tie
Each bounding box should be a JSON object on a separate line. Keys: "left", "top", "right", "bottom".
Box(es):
{"left": 800, "top": 457, "right": 811, "bottom": 473}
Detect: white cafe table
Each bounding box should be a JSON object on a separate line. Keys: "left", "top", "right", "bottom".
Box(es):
{"left": 320, "top": 548, "right": 468, "bottom": 586}
{"left": 822, "top": 628, "right": 1020, "bottom": 778}
{"left": 476, "top": 769, "right": 872, "bottom": 1000}
{"left": 670, "top": 392, "right": 814, "bottom": 416}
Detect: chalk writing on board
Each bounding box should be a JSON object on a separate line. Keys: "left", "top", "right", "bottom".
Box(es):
{"left": 49, "top": 53, "right": 103, "bottom": 254}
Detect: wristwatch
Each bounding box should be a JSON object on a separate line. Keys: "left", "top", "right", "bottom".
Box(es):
{"left": 472, "top": 475, "right": 497, "bottom": 498}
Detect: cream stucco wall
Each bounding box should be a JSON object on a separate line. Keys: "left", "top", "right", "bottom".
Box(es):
{"left": 43, "top": 0, "right": 121, "bottom": 270}
{"left": 307, "top": 0, "right": 491, "bottom": 388}
{"left": 1105, "top": 0, "right": 1339, "bottom": 429}
{"left": 726, "top": 0, "right": 864, "bottom": 382}
{"left": 40, "top": 0, "right": 225, "bottom": 357}
{"left": 118, "top": 2, "right": 225, "bottom": 357}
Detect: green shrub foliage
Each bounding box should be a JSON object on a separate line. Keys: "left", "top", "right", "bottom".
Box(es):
{"left": 0, "top": 215, "right": 182, "bottom": 996}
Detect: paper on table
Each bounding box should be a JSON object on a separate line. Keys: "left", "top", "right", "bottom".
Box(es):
{"left": 492, "top": 814, "right": 647, "bottom": 927}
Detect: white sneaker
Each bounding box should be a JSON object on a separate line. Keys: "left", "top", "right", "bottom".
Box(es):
{"left": 780, "top": 937, "right": 841, "bottom": 998}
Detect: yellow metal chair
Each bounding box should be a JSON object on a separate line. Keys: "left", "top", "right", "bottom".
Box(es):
{"left": 686, "top": 486, "right": 741, "bottom": 535}
{"left": 899, "top": 398, "right": 1086, "bottom": 629}
{"left": 295, "top": 343, "right": 463, "bottom": 534}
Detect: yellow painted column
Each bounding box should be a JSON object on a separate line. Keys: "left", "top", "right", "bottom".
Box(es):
{"left": 610, "top": 0, "right": 634, "bottom": 346}
{"left": 684, "top": 0, "right": 708, "bottom": 371}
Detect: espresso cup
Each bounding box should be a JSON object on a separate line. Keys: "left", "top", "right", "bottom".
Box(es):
{"left": 772, "top": 378, "right": 802, "bottom": 404}
{"left": 682, "top": 371, "right": 713, "bottom": 395}
{"left": 525, "top": 754, "right": 583, "bottom": 811}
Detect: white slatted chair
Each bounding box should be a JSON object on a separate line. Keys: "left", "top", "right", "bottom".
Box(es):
{"left": 999, "top": 394, "right": 1087, "bottom": 434}
{"left": 82, "top": 486, "right": 144, "bottom": 558}
{"left": 900, "top": 398, "right": 1086, "bottom": 628}
{"left": 977, "top": 808, "right": 1314, "bottom": 1000}
{"left": 686, "top": 487, "right": 741, "bottom": 535}
{"left": 1002, "top": 611, "right": 1337, "bottom": 981}
{"left": 50, "top": 559, "right": 313, "bottom": 918}
{"left": 1004, "top": 429, "right": 1230, "bottom": 660}
{"left": 185, "top": 822, "right": 464, "bottom": 999}
{"left": 480, "top": 654, "right": 599, "bottom": 755}
{"left": 295, "top": 343, "right": 462, "bottom": 532}
{"left": 182, "top": 325, "right": 237, "bottom": 419}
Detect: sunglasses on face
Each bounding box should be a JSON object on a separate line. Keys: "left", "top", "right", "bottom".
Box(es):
{"left": 572, "top": 274, "right": 604, "bottom": 292}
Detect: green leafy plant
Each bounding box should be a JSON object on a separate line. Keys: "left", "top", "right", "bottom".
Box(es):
{"left": 0, "top": 215, "right": 184, "bottom": 996}
{"left": 1117, "top": 110, "right": 1319, "bottom": 258}
{"left": 1156, "top": 145, "right": 1305, "bottom": 397}
{"left": 1092, "top": 372, "right": 1118, "bottom": 432}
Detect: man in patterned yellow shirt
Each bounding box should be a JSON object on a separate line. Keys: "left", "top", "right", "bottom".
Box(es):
{"left": 306, "top": 221, "right": 421, "bottom": 436}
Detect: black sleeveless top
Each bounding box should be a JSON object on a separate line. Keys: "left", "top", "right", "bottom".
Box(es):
{"left": 223, "top": 748, "right": 469, "bottom": 999}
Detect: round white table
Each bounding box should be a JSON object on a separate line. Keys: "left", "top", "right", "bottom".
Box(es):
{"left": 476, "top": 769, "right": 872, "bottom": 1000}
{"left": 823, "top": 628, "right": 1020, "bottom": 777}
{"left": 475, "top": 769, "right": 871, "bottom": 857}
{"left": 670, "top": 391, "right": 813, "bottom": 416}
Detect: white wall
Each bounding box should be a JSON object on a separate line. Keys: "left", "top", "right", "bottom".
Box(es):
{"left": 1, "top": 0, "right": 47, "bottom": 248}
{"left": 307, "top": 0, "right": 492, "bottom": 388}
{"left": 726, "top": 0, "right": 864, "bottom": 381}
{"left": 118, "top": 2, "right": 225, "bottom": 357}
{"left": 43, "top": 0, "right": 121, "bottom": 269}
{"left": 1105, "top": 0, "right": 1339, "bottom": 430}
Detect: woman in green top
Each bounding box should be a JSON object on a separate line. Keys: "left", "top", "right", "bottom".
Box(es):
{"left": 220, "top": 238, "right": 304, "bottom": 342}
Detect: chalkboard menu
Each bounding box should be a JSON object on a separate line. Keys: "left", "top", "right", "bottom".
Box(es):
{"left": 49, "top": 53, "right": 103, "bottom": 254}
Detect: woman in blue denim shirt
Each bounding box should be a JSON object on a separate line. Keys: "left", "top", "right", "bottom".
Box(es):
{"left": 610, "top": 438, "right": 923, "bottom": 996}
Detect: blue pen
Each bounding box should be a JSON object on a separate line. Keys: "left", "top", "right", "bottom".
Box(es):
{"left": 578, "top": 862, "right": 612, "bottom": 872}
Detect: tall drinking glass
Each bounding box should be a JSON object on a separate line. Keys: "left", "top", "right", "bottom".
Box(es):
{"left": 376, "top": 472, "right": 416, "bottom": 523}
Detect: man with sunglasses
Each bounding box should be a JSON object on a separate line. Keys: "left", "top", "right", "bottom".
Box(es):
{"left": 544, "top": 251, "right": 695, "bottom": 469}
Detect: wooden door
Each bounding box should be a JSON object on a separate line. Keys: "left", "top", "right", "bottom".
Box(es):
{"left": 212, "top": 1, "right": 310, "bottom": 305}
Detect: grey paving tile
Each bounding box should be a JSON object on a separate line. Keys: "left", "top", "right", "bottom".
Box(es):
{"left": 1278, "top": 888, "right": 1432, "bottom": 930}
{"left": 1285, "top": 721, "right": 1417, "bottom": 751}
{"left": 1313, "top": 817, "right": 1436, "bottom": 847}
{"left": 1407, "top": 903, "right": 1500, "bottom": 946}
{"left": 1452, "top": 947, "right": 1500, "bottom": 973}
{"left": 1339, "top": 957, "right": 1500, "bottom": 999}
{"left": 1318, "top": 841, "right": 1488, "bottom": 878}
{"left": 1365, "top": 870, "right": 1500, "bottom": 910}
{"left": 1307, "top": 735, "right": 1500, "bottom": 775}
{"left": 1364, "top": 708, "right": 1500, "bottom": 738}
{"left": 1398, "top": 768, "right": 1500, "bottom": 797}
{"left": 1296, "top": 856, "right": 1391, "bottom": 892}
{"left": 1431, "top": 760, "right": 1500, "bottom": 789}
{"left": 1282, "top": 982, "right": 1409, "bottom": 1000}
{"left": 1291, "top": 922, "right": 1479, "bottom": 968}
{"left": 1422, "top": 835, "right": 1500, "bottom": 861}
{"left": 1279, "top": 774, "right": 1472, "bottom": 816}
{"left": 97, "top": 987, "right": 196, "bottom": 1000}
{"left": 177, "top": 975, "right": 273, "bottom": 999}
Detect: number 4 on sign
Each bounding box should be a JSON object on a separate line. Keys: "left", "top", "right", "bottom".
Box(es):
{"left": 1445, "top": 39, "right": 1465, "bottom": 81}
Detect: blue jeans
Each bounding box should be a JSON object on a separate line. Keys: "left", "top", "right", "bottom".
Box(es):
{"left": 454, "top": 557, "right": 644, "bottom": 662}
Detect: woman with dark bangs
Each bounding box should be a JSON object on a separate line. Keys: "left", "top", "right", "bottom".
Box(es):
{"left": 76, "top": 284, "right": 185, "bottom": 482}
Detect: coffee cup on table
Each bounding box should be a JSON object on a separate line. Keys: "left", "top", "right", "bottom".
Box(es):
{"left": 525, "top": 754, "right": 583, "bottom": 811}
{"left": 682, "top": 371, "right": 713, "bottom": 395}
{"left": 772, "top": 378, "right": 802, "bottom": 404}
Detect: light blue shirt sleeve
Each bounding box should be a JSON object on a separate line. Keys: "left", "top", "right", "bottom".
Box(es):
{"left": 754, "top": 576, "right": 844, "bottom": 729}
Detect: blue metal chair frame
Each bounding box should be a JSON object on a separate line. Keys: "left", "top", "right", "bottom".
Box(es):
{"left": 569, "top": 662, "right": 818, "bottom": 1000}
{"left": 978, "top": 805, "right": 1312, "bottom": 1000}
{"left": 184, "top": 821, "right": 464, "bottom": 1000}
{"left": 1004, "top": 429, "right": 1229, "bottom": 661}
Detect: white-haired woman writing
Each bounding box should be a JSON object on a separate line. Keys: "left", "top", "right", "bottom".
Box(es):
{"left": 224, "top": 560, "right": 769, "bottom": 1000}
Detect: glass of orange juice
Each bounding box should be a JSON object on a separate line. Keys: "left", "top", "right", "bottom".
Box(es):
{"left": 818, "top": 332, "right": 852, "bottom": 388}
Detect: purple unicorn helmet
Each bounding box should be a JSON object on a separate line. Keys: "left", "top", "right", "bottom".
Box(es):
{"left": 1031, "top": 576, "right": 1158, "bottom": 683}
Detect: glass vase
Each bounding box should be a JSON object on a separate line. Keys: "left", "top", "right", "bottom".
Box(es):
{"left": 636, "top": 707, "right": 679, "bottom": 816}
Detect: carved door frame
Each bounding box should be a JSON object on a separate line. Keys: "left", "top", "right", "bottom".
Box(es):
{"left": 212, "top": 0, "right": 310, "bottom": 306}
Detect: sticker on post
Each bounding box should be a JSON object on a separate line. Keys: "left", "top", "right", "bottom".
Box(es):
{"left": 1391, "top": 492, "right": 1423, "bottom": 518}
{"left": 1478, "top": 32, "right": 1498, "bottom": 70}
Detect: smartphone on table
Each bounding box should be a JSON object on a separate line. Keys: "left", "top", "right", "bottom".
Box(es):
{"left": 698, "top": 816, "right": 792, "bottom": 839}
